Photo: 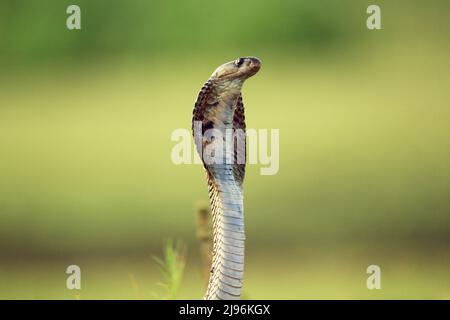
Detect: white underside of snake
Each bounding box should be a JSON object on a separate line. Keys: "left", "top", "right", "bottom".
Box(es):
{"left": 192, "top": 57, "right": 261, "bottom": 300}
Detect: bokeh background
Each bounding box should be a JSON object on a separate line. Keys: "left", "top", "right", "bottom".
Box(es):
{"left": 0, "top": 0, "right": 449, "bottom": 299}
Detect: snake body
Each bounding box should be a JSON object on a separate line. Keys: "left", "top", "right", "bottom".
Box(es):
{"left": 192, "top": 57, "right": 261, "bottom": 300}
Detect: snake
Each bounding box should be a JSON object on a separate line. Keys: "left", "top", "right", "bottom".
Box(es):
{"left": 192, "top": 57, "right": 261, "bottom": 299}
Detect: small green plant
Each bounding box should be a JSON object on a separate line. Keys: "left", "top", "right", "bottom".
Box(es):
{"left": 153, "top": 239, "right": 186, "bottom": 300}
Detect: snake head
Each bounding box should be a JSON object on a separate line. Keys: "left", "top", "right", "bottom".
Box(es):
{"left": 210, "top": 57, "right": 261, "bottom": 82}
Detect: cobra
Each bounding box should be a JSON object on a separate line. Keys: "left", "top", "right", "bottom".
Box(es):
{"left": 192, "top": 57, "right": 261, "bottom": 299}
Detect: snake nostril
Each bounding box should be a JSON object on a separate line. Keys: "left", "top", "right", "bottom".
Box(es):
{"left": 249, "top": 57, "right": 261, "bottom": 67}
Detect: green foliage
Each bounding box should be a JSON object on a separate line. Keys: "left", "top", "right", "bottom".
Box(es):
{"left": 153, "top": 240, "right": 187, "bottom": 300}
{"left": 0, "top": 0, "right": 364, "bottom": 63}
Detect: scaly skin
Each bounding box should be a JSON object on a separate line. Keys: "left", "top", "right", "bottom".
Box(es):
{"left": 192, "top": 57, "right": 261, "bottom": 300}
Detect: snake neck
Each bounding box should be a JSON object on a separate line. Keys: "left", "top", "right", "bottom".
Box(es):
{"left": 193, "top": 79, "right": 246, "bottom": 300}
{"left": 204, "top": 162, "right": 245, "bottom": 300}
{"left": 203, "top": 87, "right": 245, "bottom": 300}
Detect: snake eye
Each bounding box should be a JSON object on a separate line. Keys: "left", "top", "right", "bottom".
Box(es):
{"left": 235, "top": 58, "right": 245, "bottom": 67}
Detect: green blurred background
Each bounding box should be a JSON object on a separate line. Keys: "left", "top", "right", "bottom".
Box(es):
{"left": 0, "top": 0, "right": 449, "bottom": 299}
